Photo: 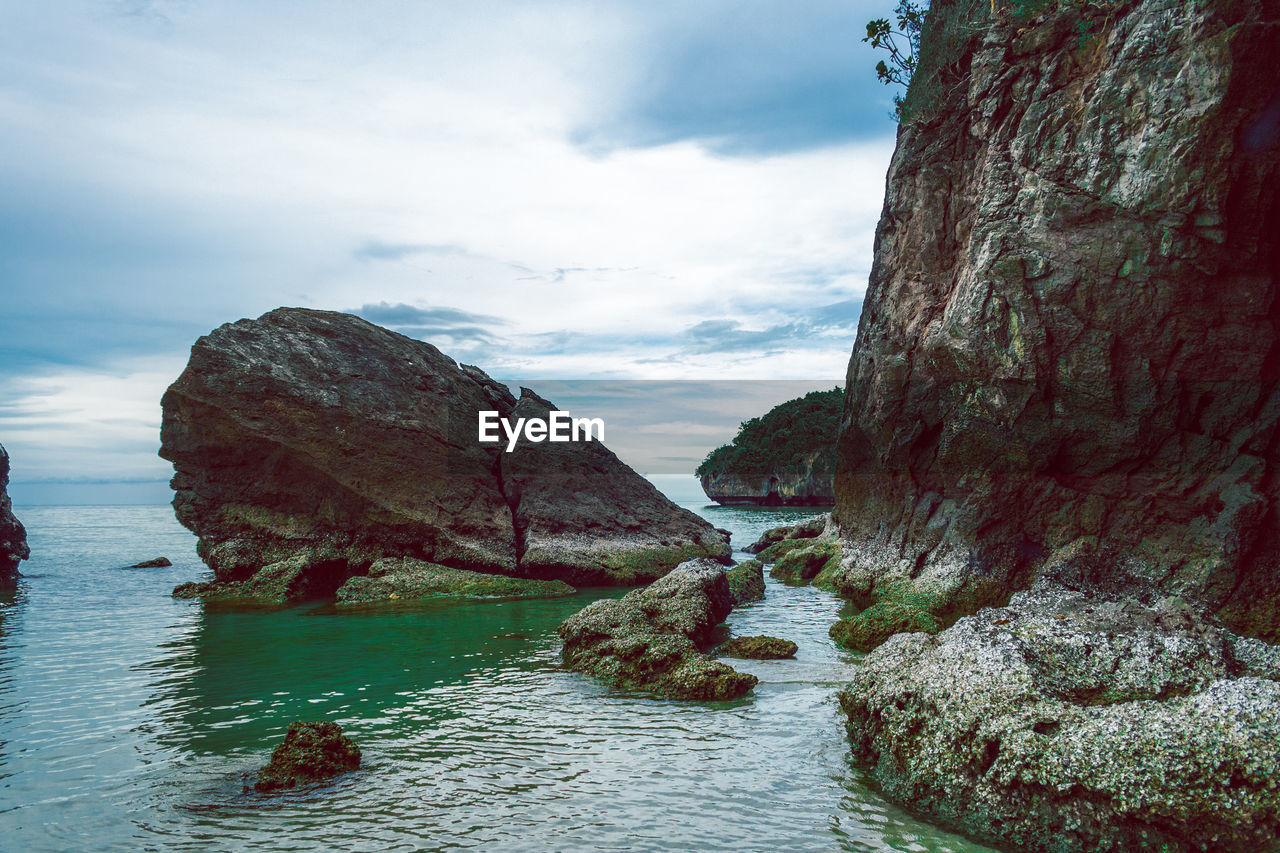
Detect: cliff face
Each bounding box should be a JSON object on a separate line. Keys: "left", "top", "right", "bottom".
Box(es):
{"left": 0, "top": 444, "right": 29, "bottom": 586}
{"left": 160, "top": 308, "right": 728, "bottom": 599}
{"left": 833, "top": 0, "right": 1280, "bottom": 638}
{"left": 698, "top": 388, "right": 842, "bottom": 506}
{"left": 699, "top": 449, "right": 835, "bottom": 506}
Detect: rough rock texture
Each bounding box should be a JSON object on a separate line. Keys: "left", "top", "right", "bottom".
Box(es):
{"left": 130, "top": 557, "right": 172, "bottom": 568}
{"left": 720, "top": 635, "right": 797, "bottom": 659}
{"left": 832, "top": 0, "right": 1280, "bottom": 640}
{"left": 769, "top": 540, "right": 842, "bottom": 586}
{"left": 254, "top": 721, "right": 361, "bottom": 792}
{"left": 558, "top": 559, "right": 758, "bottom": 700}
{"left": 725, "top": 559, "right": 765, "bottom": 604}
{"left": 334, "top": 557, "right": 574, "bottom": 604}
{"left": 700, "top": 456, "right": 834, "bottom": 506}
{"left": 501, "top": 389, "right": 730, "bottom": 585}
{"left": 0, "top": 445, "right": 29, "bottom": 587}
{"left": 160, "top": 308, "right": 728, "bottom": 601}
{"left": 839, "top": 581, "right": 1280, "bottom": 852}
{"left": 744, "top": 515, "right": 828, "bottom": 554}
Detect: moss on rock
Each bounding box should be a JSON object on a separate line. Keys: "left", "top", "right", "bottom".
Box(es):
{"left": 769, "top": 541, "right": 841, "bottom": 585}
{"left": 336, "top": 557, "right": 574, "bottom": 603}
{"left": 254, "top": 721, "right": 361, "bottom": 792}
{"left": 725, "top": 560, "right": 765, "bottom": 604}
{"left": 721, "top": 635, "right": 798, "bottom": 659}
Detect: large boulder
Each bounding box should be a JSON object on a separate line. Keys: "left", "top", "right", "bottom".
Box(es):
{"left": 160, "top": 308, "right": 728, "bottom": 601}
{"left": 558, "top": 558, "right": 758, "bottom": 700}
{"left": 0, "top": 445, "right": 29, "bottom": 587}
{"left": 502, "top": 389, "right": 732, "bottom": 585}
{"left": 831, "top": 0, "right": 1280, "bottom": 640}
{"left": 839, "top": 581, "right": 1280, "bottom": 852}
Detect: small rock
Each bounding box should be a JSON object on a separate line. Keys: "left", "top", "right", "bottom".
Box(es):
{"left": 254, "top": 721, "right": 361, "bottom": 793}
{"left": 721, "top": 635, "right": 797, "bottom": 659}
{"left": 130, "top": 557, "right": 172, "bottom": 568}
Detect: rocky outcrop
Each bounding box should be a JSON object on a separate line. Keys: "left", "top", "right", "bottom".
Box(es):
{"left": 130, "top": 557, "right": 172, "bottom": 568}
{"left": 699, "top": 459, "right": 834, "bottom": 507}
{"left": 0, "top": 445, "right": 29, "bottom": 587}
{"left": 558, "top": 558, "right": 758, "bottom": 700}
{"left": 698, "top": 389, "right": 842, "bottom": 506}
{"left": 839, "top": 580, "right": 1280, "bottom": 851}
{"left": 744, "top": 514, "right": 828, "bottom": 554}
{"left": 832, "top": 0, "right": 1280, "bottom": 640}
{"left": 720, "top": 635, "right": 797, "bottom": 659}
{"left": 335, "top": 557, "right": 574, "bottom": 604}
{"left": 725, "top": 559, "right": 765, "bottom": 604}
{"left": 160, "top": 308, "right": 728, "bottom": 602}
{"left": 830, "top": 1, "right": 1280, "bottom": 846}
{"left": 255, "top": 721, "right": 361, "bottom": 792}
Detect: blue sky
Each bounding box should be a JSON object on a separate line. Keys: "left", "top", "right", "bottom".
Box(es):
{"left": 0, "top": 0, "right": 900, "bottom": 497}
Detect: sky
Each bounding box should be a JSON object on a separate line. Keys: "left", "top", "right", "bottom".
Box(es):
{"left": 0, "top": 0, "right": 901, "bottom": 502}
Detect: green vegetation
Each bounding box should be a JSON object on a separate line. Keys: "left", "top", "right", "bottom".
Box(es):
{"left": 769, "top": 541, "right": 841, "bottom": 585}
{"left": 867, "top": 0, "right": 1120, "bottom": 124}
{"left": 830, "top": 585, "right": 943, "bottom": 653}
{"left": 864, "top": 0, "right": 929, "bottom": 119}
{"left": 696, "top": 388, "right": 844, "bottom": 480}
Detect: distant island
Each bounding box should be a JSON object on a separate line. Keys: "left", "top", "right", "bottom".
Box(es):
{"left": 696, "top": 388, "right": 842, "bottom": 506}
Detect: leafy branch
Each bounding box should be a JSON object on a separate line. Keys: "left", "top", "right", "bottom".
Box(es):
{"left": 864, "top": 0, "right": 928, "bottom": 117}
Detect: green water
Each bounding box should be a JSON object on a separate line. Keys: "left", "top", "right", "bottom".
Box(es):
{"left": 0, "top": 479, "right": 993, "bottom": 852}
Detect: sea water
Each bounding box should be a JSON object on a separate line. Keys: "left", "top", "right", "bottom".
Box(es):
{"left": 0, "top": 476, "right": 991, "bottom": 852}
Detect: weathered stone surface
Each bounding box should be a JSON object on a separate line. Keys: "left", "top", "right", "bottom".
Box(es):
{"left": 743, "top": 514, "right": 828, "bottom": 554}
{"left": 720, "top": 635, "right": 797, "bottom": 660}
{"left": 160, "top": 308, "right": 728, "bottom": 601}
{"left": 769, "top": 540, "right": 842, "bottom": 586}
{"left": 725, "top": 559, "right": 765, "bottom": 604}
{"left": 839, "top": 582, "right": 1280, "bottom": 852}
{"left": 832, "top": 0, "right": 1280, "bottom": 640}
{"left": 700, "top": 460, "right": 834, "bottom": 507}
{"left": 0, "top": 445, "right": 29, "bottom": 587}
{"left": 130, "top": 557, "right": 172, "bottom": 568}
{"left": 558, "top": 559, "right": 758, "bottom": 700}
{"left": 254, "top": 721, "right": 361, "bottom": 792}
{"left": 501, "top": 389, "right": 731, "bottom": 586}
{"left": 334, "top": 557, "right": 574, "bottom": 603}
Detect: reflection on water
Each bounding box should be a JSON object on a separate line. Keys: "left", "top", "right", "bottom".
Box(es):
{"left": 0, "top": 499, "right": 992, "bottom": 852}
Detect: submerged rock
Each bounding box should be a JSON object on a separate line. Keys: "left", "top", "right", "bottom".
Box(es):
{"left": 725, "top": 560, "right": 765, "bottom": 605}
{"left": 160, "top": 308, "right": 728, "bottom": 603}
{"left": 334, "top": 557, "right": 574, "bottom": 603}
{"left": 254, "top": 721, "right": 361, "bottom": 792}
{"left": 130, "top": 557, "right": 172, "bottom": 568}
{"left": 558, "top": 559, "right": 757, "bottom": 700}
{"left": 839, "top": 582, "right": 1280, "bottom": 852}
{"left": 720, "top": 635, "right": 796, "bottom": 660}
{"left": 0, "top": 445, "right": 29, "bottom": 587}
{"left": 831, "top": 0, "right": 1280, "bottom": 641}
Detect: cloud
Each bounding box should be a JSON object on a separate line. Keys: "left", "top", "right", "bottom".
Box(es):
{"left": 0, "top": 1, "right": 894, "bottom": 487}
{"left": 353, "top": 241, "right": 475, "bottom": 262}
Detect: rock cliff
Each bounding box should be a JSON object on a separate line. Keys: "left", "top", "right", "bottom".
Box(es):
{"left": 0, "top": 444, "right": 29, "bottom": 586}
{"left": 698, "top": 389, "right": 841, "bottom": 506}
{"left": 833, "top": 0, "right": 1280, "bottom": 848}
{"left": 832, "top": 0, "right": 1280, "bottom": 640}
{"left": 160, "top": 308, "right": 728, "bottom": 600}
